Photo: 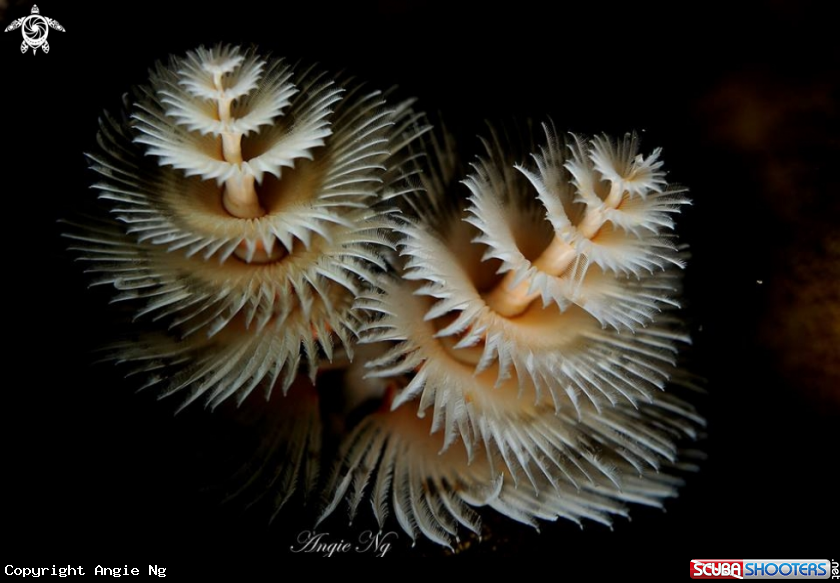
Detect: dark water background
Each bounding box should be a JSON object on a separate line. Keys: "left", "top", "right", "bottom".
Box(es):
{"left": 3, "top": 0, "right": 837, "bottom": 571}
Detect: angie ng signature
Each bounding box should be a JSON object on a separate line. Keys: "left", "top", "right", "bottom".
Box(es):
{"left": 290, "top": 530, "right": 398, "bottom": 557}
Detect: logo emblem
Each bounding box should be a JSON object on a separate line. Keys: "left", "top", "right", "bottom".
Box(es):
{"left": 4, "top": 5, "right": 65, "bottom": 54}
{"left": 690, "top": 559, "right": 834, "bottom": 579}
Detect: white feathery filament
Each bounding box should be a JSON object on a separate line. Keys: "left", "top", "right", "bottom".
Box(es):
{"left": 483, "top": 150, "right": 652, "bottom": 317}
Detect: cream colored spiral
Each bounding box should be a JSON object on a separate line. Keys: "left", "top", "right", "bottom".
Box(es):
{"left": 317, "top": 125, "right": 702, "bottom": 546}
{"left": 66, "top": 45, "right": 702, "bottom": 548}
{"left": 69, "top": 44, "right": 426, "bottom": 406}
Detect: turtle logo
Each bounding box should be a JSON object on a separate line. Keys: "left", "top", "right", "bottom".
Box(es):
{"left": 4, "top": 5, "right": 65, "bottom": 54}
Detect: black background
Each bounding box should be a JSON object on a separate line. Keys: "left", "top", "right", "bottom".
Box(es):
{"left": 3, "top": 0, "right": 838, "bottom": 572}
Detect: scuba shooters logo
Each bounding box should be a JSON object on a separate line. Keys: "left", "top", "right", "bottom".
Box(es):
{"left": 691, "top": 561, "right": 745, "bottom": 579}
{"left": 690, "top": 560, "right": 835, "bottom": 579}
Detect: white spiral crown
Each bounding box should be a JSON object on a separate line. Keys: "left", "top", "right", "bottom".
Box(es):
{"left": 316, "top": 125, "right": 702, "bottom": 546}
{"left": 66, "top": 45, "right": 701, "bottom": 549}
{"left": 69, "top": 44, "right": 426, "bottom": 406}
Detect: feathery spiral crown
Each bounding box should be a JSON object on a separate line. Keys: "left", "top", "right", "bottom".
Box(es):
{"left": 66, "top": 44, "right": 702, "bottom": 549}
{"left": 70, "top": 44, "right": 424, "bottom": 407}
{"left": 316, "top": 124, "right": 701, "bottom": 545}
